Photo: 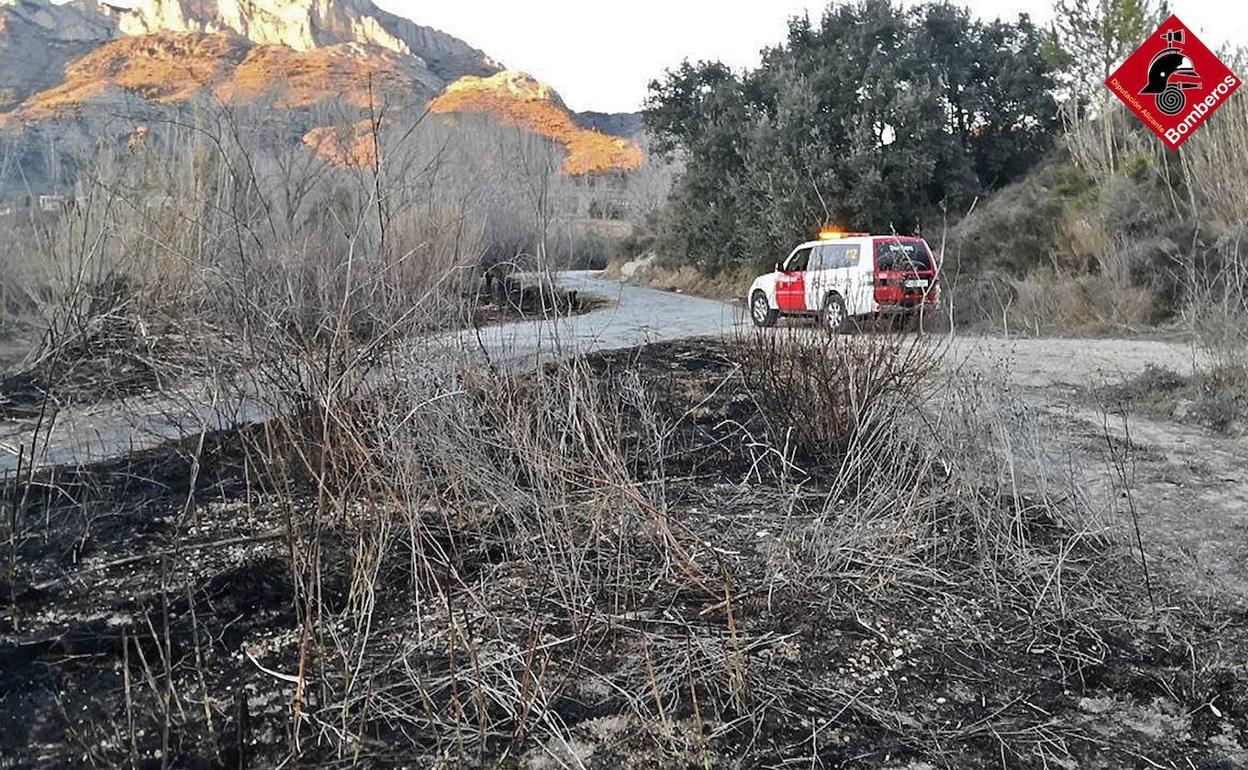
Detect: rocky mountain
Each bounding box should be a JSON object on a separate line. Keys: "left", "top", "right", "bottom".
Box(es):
{"left": 110, "top": 0, "right": 501, "bottom": 81}
{"left": 0, "top": 0, "right": 642, "bottom": 176}
{"left": 0, "top": 0, "right": 496, "bottom": 111}
{"left": 429, "top": 71, "right": 643, "bottom": 175}
{"left": 4, "top": 32, "right": 444, "bottom": 124}
{"left": 575, "top": 111, "right": 644, "bottom": 139}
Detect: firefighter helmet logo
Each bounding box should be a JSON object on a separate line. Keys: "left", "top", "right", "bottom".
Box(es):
{"left": 1107, "top": 14, "right": 1241, "bottom": 150}
{"left": 1140, "top": 29, "right": 1201, "bottom": 115}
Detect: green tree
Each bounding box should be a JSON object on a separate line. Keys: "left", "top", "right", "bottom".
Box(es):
{"left": 645, "top": 61, "right": 754, "bottom": 273}
{"left": 644, "top": 0, "right": 1059, "bottom": 274}
{"left": 1044, "top": 0, "right": 1167, "bottom": 106}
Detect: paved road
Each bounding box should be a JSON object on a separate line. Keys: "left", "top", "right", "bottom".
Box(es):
{"left": 0, "top": 273, "right": 742, "bottom": 474}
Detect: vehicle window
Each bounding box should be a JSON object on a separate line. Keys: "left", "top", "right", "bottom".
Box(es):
{"left": 785, "top": 247, "right": 812, "bottom": 272}
{"left": 808, "top": 246, "right": 827, "bottom": 272}
{"left": 875, "top": 240, "right": 933, "bottom": 270}
{"left": 821, "top": 243, "right": 861, "bottom": 269}
{"left": 840, "top": 244, "right": 861, "bottom": 267}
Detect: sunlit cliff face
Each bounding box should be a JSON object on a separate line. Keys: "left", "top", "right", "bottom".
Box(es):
{"left": 0, "top": 0, "right": 640, "bottom": 177}
{"left": 429, "top": 71, "right": 644, "bottom": 176}
{"left": 111, "top": 0, "right": 501, "bottom": 73}
{"left": 0, "top": 31, "right": 432, "bottom": 123}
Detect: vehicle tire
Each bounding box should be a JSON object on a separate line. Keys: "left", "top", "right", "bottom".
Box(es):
{"left": 820, "top": 293, "right": 848, "bottom": 334}
{"left": 750, "top": 291, "right": 778, "bottom": 328}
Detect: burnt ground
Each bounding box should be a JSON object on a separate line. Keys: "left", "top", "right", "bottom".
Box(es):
{"left": 1, "top": 338, "right": 1246, "bottom": 769}
{"left": 0, "top": 285, "right": 607, "bottom": 423}
{"left": 0, "top": 315, "right": 221, "bottom": 421}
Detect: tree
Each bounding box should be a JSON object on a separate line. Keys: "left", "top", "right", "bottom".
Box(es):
{"left": 1044, "top": 0, "right": 1167, "bottom": 107}
{"left": 644, "top": 0, "right": 1060, "bottom": 275}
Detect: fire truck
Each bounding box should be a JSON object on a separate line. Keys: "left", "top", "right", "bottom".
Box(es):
{"left": 747, "top": 231, "right": 939, "bottom": 331}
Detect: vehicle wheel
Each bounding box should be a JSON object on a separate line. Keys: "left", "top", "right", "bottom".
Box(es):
{"left": 820, "top": 294, "right": 848, "bottom": 334}
{"left": 750, "top": 291, "right": 778, "bottom": 328}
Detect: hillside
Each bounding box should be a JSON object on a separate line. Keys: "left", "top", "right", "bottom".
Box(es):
{"left": 0, "top": 0, "right": 642, "bottom": 177}
{"left": 429, "top": 71, "right": 643, "bottom": 175}
{"left": 575, "top": 110, "right": 644, "bottom": 138}
{"left": 0, "top": 0, "right": 497, "bottom": 110}
{"left": 1, "top": 31, "right": 440, "bottom": 123}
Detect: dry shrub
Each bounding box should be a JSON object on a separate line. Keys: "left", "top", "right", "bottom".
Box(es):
{"left": 732, "top": 329, "right": 1106, "bottom": 608}
{"left": 735, "top": 328, "right": 941, "bottom": 462}
{"left": 0, "top": 98, "right": 596, "bottom": 404}
{"left": 231, "top": 323, "right": 1109, "bottom": 765}
{"left": 0, "top": 219, "right": 40, "bottom": 338}
{"left": 224, "top": 328, "right": 967, "bottom": 761}
{"left": 2, "top": 319, "right": 1140, "bottom": 766}
{"left": 233, "top": 346, "right": 722, "bottom": 760}
{"left": 1177, "top": 70, "right": 1248, "bottom": 234}
{"left": 1103, "top": 361, "right": 1248, "bottom": 434}
{"left": 628, "top": 261, "right": 757, "bottom": 301}
{"left": 1007, "top": 270, "right": 1160, "bottom": 334}
{"left": 1179, "top": 93, "right": 1248, "bottom": 369}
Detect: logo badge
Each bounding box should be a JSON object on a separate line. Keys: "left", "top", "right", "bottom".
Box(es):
{"left": 1106, "top": 14, "right": 1241, "bottom": 150}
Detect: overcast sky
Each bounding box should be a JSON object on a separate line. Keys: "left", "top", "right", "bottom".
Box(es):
{"left": 375, "top": 0, "right": 1248, "bottom": 113}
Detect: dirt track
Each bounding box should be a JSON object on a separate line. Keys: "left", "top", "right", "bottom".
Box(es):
{"left": 2, "top": 274, "right": 1243, "bottom": 610}
{"left": 0, "top": 275, "right": 1204, "bottom": 472}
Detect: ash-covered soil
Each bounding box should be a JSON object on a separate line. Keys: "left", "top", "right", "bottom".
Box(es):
{"left": 0, "top": 282, "right": 604, "bottom": 424}
{"left": 0, "top": 315, "right": 218, "bottom": 421}
{"left": 1, "top": 338, "right": 1245, "bottom": 769}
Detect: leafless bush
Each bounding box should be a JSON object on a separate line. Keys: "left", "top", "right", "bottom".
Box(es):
{"left": 229, "top": 341, "right": 720, "bottom": 760}
{"left": 0, "top": 96, "right": 600, "bottom": 409}
{"left": 735, "top": 328, "right": 941, "bottom": 462}
{"left": 1176, "top": 84, "right": 1248, "bottom": 370}
{"left": 1007, "top": 270, "right": 1161, "bottom": 334}
{"left": 2, "top": 306, "right": 1145, "bottom": 766}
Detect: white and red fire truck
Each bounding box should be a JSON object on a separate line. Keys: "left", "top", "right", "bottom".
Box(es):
{"left": 747, "top": 231, "right": 939, "bottom": 331}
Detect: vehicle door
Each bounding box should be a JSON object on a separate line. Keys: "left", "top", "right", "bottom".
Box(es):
{"left": 804, "top": 244, "right": 830, "bottom": 310}
{"left": 838, "top": 240, "right": 873, "bottom": 315}
{"left": 775, "top": 246, "right": 812, "bottom": 312}
{"left": 810, "top": 242, "right": 853, "bottom": 311}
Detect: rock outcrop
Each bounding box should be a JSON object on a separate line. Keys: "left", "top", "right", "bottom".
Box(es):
{"left": 4, "top": 31, "right": 443, "bottom": 122}
{"left": 0, "top": 0, "right": 496, "bottom": 111}
{"left": 110, "top": 0, "right": 500, "bottom": 80}
{"left": 0, "top": 0, "right": 643, "bottom": 177}
{"left": 430, "top": 71, "right": 643, "bottom": 175}
{"left": 0, "top": 0, "right": 116, "bottom": 110}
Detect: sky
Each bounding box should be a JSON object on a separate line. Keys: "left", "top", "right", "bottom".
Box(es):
{"left": 375, "top": 0, "right": 1248, "bottom": 113}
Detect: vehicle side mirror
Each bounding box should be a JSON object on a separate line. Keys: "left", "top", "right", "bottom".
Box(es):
{"left": 774, "top": 261, "right": 782, "bottom": 273}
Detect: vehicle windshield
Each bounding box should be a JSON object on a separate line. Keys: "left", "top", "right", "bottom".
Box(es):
{"left": 875, "top": 240, "right": 933, "bottom": 271}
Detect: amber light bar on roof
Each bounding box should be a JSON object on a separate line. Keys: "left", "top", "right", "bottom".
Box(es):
{"left": 817, "top": 229, "right": 869, "bottom": 241}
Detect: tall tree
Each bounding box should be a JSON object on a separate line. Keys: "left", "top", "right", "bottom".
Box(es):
{"left": 644, "top": 0, "right": 1059, "bottom": 274}
{"left": 1044, "top": 0, "right": 1167, "bottom": 106}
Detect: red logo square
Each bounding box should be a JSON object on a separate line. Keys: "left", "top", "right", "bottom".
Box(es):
{"left": 1105, "top": 14, "right": 1242, "bottom": 150}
